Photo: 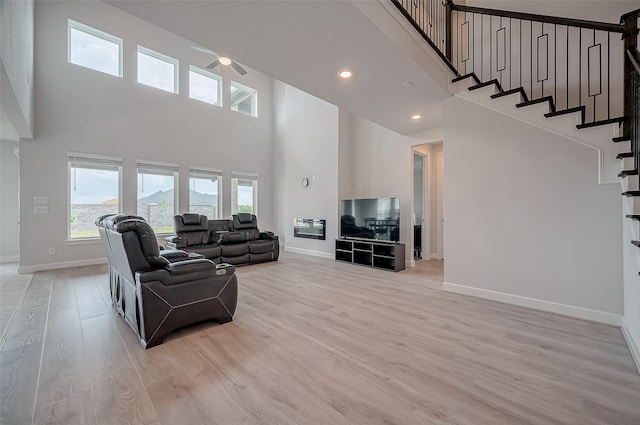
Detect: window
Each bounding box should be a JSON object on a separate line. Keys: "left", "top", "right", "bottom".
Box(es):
{"left": 230, "top": 81, "right": 257, "bottom": 117}
{"left": 137, "top": 46, "right": 178, "bottom": 93}
{"left": 137, "top": 162, "right": 178, "bottom": 233}
{"left": 189, "top": 168, "right": 222, "bottom": 219}
{"left": 231, "top": 173, "right": 258, "bottom": 215}
{"left": 68, "top": 153, "right": 122, "bottom": 240}
{"left": 189, "top": 66, "right": 222, "bottom": 106}
{"left": 68, "top": 20, "right": 122, "bottom": 77}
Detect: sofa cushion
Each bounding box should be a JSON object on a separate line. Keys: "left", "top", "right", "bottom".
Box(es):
{"left": 249, "top": 239, "right": 274, "bottom": 254}
{"left": 183, "top": 231, "right": 209, "bottom": 246}
{"left": 221, "top": 242, "right": 249, "bottom": 257}
{"left": 222, "top": 253, "right": 250, "bottom": 265}
{"left": 249, "top": 252, "right": 273, "bottom": 264}
{"left": 185, "top": 244, "right": 222, "bottom": 260}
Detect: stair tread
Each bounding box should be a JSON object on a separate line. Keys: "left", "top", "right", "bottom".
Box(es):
{"left": 617, "top": 152, "right": 634, "bottom": 159}
{"left": 544, "top": 106, "right": 585, "bottom": 119}
{"left": 469, "top": 79, "right": 503, "bottom": 92}
{"left": 613, "top": 135, "right": 631, "bottom": 142}
{"left": 626, "top": 215, "right": 640, "bottom": 221}
{"left": 632, "top": 241, "right": 640, "bottom": 248}
{"left": 516, "top": 96, "right": 556, "bottom": 112}
{"left": 452, "top": 73, "right": 480, "bottom": 84}
{"left": 490, "top": 88, "right": 528, "bottom": 101}
{"left": 622, "top": 190, "right": 640, "bottom": 197}
{"left": 576, "top": 117, "right": 625, "bottom": 129}
{"left": 618, "top": 169, "right": 639, "bottom": 177}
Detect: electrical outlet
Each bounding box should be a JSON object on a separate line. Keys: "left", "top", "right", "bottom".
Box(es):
{"left": 48, "top": 248, "right": 56, "bottom": 255}
{"left": 34, "top": 206, "right": 48, "bottom": 214}
{"left": 33, "top": 196, "right": 48, "bottom": 204}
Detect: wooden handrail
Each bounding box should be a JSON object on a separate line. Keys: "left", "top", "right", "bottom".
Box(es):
{"left": 452, "top": 4, "right": 623, "bottom": 33}
{"left": 627, "top": 48, "right": 640, "bottom": 75}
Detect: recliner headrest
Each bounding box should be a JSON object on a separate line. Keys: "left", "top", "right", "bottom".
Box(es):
{"left": 113, "top": 219, "right": 169, "bottom": 267}
{"left": 182, "top": 213, "right": 205, "bottom": 225}
{"left": 237, "top": 213, "right": 254, "bottom": 224}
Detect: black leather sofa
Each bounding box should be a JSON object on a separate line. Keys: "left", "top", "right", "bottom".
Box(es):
{"left": 165, "top": 213, "right": 279, "bottom": 265}
{"left": 96, "top": 214, "right": 238, "bottom": 348}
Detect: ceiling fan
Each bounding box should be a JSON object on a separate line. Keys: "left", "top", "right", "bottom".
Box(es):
{"left": 191, "top": 44, "right": 247, "bottom": 75}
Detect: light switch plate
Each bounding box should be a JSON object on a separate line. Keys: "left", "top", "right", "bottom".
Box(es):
{"left": 33, "top": 196, "right": 48, "bottom": 204}
{"left": 34, "top": 206, "right": 48, "bottom": 214}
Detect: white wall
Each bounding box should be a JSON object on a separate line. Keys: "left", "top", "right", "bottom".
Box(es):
{"left": 347, "top": 114, "right": 443, "bottom": 264}
{"left": 20, "top": 1, "right": 274, "bottom": 270}
{"left": 0, "top": 141, "right": 20, "bottom": 261}
{"left": 273, "top": 81, "right": 339, "bottom": 257}
{"left": 443, "top": 96, "right": 623, "bottom": 321}
{"left": 0, "top": 0, "right": 34, "bottom": 138}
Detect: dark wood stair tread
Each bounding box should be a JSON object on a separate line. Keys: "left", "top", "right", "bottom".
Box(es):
{"left": 632, "top": 241, "right": 640, "bottom": 248}
{"left": 469, "top": 79, "right": 503, "bottom": 92}
{"left": 491, "top": 87, "right": 528, "bottom": 102}
{"left": 576, "top": 117, "right": 624, "bottom": 129}
{"left": 452, "top": 73, "right": 480, "bottom": 84}
{"left": 622, "top": 191, "right": 640, "bottom": 197}
{"left": 544, "top": 106, "right": 585, "bottom": 121}
{"left": 516, "top": 96, "right": 556, "bottom": 112}
{"left": 618, "top": 169, "right": 639, "bottom": 178}
{"left": 613, "top": 135, "right": 631, "bottom": 142}
{"left": 617, "top": 152, "right": 634, "bottom": 159}
{"left": 626, "top": 215, "right": 640, "bottom": 221}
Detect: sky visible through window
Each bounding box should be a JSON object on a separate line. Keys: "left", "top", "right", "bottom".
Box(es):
{"left": 137, "top": 173, "right": 174, "bottom": 201}
{"left": 138, "top": 50, "right": 176, "bottom": 93}
{"left": 190, "top": 69, "right": 220, "bottom": 105}
{"left": 70, "top": 167, "right": 118, "bottom": 204}
{"left": 69, "top": 27, "right": 119, "bottom": 76}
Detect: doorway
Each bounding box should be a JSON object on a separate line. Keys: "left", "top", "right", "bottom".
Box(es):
{"left": 412, "top": 142, "right": 443, "bottom": 262}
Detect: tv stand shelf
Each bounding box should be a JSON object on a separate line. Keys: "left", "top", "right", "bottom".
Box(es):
{"left": 335, "top": 239, "right": 405, "bottom": 272}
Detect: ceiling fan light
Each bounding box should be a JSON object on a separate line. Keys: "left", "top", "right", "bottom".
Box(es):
{"left": 219, "top": 56, "right": 232, "bottom": 66}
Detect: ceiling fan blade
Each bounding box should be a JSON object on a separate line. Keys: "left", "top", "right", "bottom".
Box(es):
{"left": 191, "top": 44, "right": 216, "bottom": 55}
{"left": 206, "top": 59, "right": 220, "bottom": 69}
{"left": 231, "top": 61, "right": 247, "bottom": 75}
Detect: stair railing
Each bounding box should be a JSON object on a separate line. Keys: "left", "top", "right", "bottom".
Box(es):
{"left": 621, "top": 10, "right": 639, "bottom": 170}
{"left": 392, "top": 0, "right": 628, "bottom": 126}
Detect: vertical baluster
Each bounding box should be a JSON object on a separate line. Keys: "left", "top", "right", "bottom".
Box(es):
{"left": 554, "top": 24, "right": 557, "bottom": 108}
{"left": 567, "top": 26, "right": 569, "bottom": 109}
{"left": 481, "top": 14, "right": 484, "bottom": 81}
{"left": 607, "top": 32, "right": 610, "bottom": 119}
{"left": 531, "top": 20, "right": 534, "bottom": 99}
{"left": 520, "top": 19, "right": 522, "bottom": 91}
{"left": 490, "top": 15, "right": 493, "bottom": 81}
{"left": 579, "top": 28, "right": 582, "bottom": 112}
{"left": 509, "top": 18, "right": 512, "bottom": 90}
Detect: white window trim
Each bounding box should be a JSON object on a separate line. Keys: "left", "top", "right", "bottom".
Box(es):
{"left": 67, "top": 153, "right": 123, "bottom": 241}
{"left": 230, "top": 81, "right": 258, "bottom": 117}
{"left": 68, "top": 19, "right": 123, "bottom": 77}
{"left": 137, "top": 161, "right": 179, "bottom": 234}
{"left": 137, "top": 45, "right": 179, "bottom": 94}
{"left": 231, "top": 171, "right": 258, "bottom": 216}
{"left": 189, "top": 65, "right": 223, "bottom": 107}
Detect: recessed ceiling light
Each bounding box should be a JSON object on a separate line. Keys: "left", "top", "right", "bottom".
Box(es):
{"left": 218, "top": 56, "right": 232, "bottom": 66}
{"left": 339, "top": 69, "right": 352, "bottom": 79}
{"left": 411, "top": 114, "right": 422, "bottom": 120}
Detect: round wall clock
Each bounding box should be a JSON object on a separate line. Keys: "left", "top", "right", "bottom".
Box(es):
{"left": 302, "top": 177, "right": 310, "bottom": 187}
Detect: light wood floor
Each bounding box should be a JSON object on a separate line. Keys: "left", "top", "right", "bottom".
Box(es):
{"left": 1, "top": 253, "right": 639, "bottom": 425}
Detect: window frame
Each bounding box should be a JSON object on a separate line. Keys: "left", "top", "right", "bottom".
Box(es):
{"left": 230, "top": 81, "right": 258, "bottom": 117}
{"left": 137, "top": 45, "right": 179, "bottom": 94}
{"left": 189, "top": 168, "right": 223, "bottom": 219}
{"left": 231, "top": 172, "right": 258, "bottom": 216}
{"left": 67, "top": 153, "right": 123, "bottom": 242}
{"left": 137, "top": 161, "right": 179, "bottom": 234}
{"left": 189, "top": 65, "right": 223, "bottom": 107}
{"left": 67, "top": 19, "right": 123, "bottom": 77}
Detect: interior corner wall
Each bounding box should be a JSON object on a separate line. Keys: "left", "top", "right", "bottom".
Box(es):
{"left": 0, "top": 141, "right": 20, "bottom": 261}
{"left": 443, "top": 96, "right": 623, "bottom": 317}
{"left": 0, "top": 0, "right": 34, "bottom": 138}
{"left": 348, "top": 115, "right": 443, "bottom": 263}
{"left": 274, "top": 81, "right": 339, "bottom": 257}
{"left": 22, "top": 1, "right": 274, "bottom": 270}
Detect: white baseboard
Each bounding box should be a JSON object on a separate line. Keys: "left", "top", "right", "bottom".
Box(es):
{"left": 429, "top": 252, "right": 440, "bottom": 260}
{"left": 407, "top": 259, "right": 416, "bottom": 268}
{"left": 284, "top": 246, "right": 334, "bottom": 260}
{"left": 18, "top": 257, "right": 107, "bottom": 274}
{"left": 0, "top": 255, "right": 19, "bottom": 264}
{"left": 442, "top": 281, "right": 623, "bottom": 326}
{"left": 622, "top": 317, "right": 640, "bottom": 374}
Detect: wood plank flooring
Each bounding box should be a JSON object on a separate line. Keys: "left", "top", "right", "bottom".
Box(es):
{"left": 1, "top": 253, "right": 639, "bottom": 425}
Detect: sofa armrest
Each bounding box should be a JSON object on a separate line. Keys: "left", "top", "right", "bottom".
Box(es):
{"left": 165, "top": 258, "right": 216, "bottom": 275}
{"left": 218, "top": 231, "right": 246, "bottom": 244}
{"left": 137, "top": 258, "right": 222, "bottom": 285}
{"left": 164, "top": 235, "right": 186, "bottom": 249}
{"left": 159, "top": 249, "right": 190, "bottom": 262}
{"left": 259, "top": 231, "right": 275, "bottom": 239}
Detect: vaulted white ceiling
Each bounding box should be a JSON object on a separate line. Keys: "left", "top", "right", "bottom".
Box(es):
{"left": 105, "top": 0, "right": 452, "bottom": 136}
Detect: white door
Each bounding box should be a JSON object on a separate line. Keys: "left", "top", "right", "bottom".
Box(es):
{"left": 436, "top": 152, "right": 444, "bottom": 259}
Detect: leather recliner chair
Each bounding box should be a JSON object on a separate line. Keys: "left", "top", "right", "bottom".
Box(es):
{"left": 96, "top": 214, "right": 238, "bottom": 348}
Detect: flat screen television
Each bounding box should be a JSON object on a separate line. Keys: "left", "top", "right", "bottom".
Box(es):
{"left": 340, "top": 197, "right": 400, "bottom": 242}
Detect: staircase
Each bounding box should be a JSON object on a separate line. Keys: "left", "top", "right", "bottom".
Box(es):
{"left": 390, "top": 0, "right": 640, "bottom": 367}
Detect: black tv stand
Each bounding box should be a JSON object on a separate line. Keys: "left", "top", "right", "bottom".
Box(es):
{"left": 335, "top": 239, "right": 405, "bottom": 272}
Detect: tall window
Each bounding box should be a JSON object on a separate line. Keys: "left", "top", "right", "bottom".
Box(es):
{"left": 137, "top": 162, "right": 178, "bottom": 233}
{"left": 137, "top": 46, "right": 178, "bottom": 93}
{"left": 68, "top": 20, "right": 122, "bottom": 77}
{"left": 68, "top": 153, "right": 122, "bottom": 240}
{"left": 230, "top": 81, "right": 257, "bottom": 117}
{"left": 189, "top": 66, "right": 222, "bottom": 106}
{"left": 189, "top": 168, "right": 222, "bottom": 219}
{"left": 231, "top": 173, "right": 258, "bottom": 215}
